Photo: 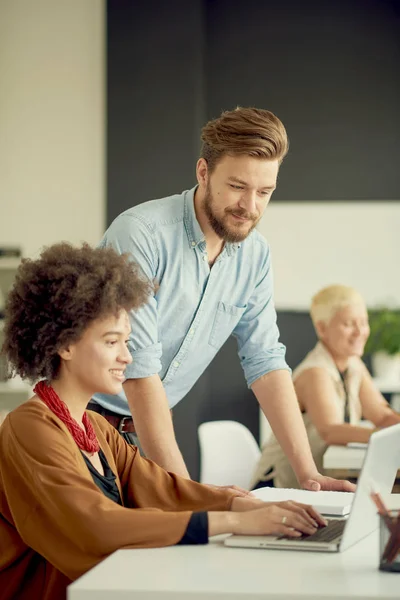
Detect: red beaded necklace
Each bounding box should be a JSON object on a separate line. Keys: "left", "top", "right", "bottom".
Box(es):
{"left": 34, "top": 380, "right": 100, "bottom": 454}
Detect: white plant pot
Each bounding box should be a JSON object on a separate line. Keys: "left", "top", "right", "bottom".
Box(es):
{"left": 371, "top": 351, "right": 400, "bottom": 381}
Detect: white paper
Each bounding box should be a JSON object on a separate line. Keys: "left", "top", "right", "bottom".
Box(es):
{"left": 346, "top": 442, "right": 368, "bottom": 449}
{"left": 251, "top": 487, "right": 354, "bottom": 516}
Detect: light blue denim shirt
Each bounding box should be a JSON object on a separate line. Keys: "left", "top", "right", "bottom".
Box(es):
{"left": 94, "top": 187, "right": 289, "bottom": 415}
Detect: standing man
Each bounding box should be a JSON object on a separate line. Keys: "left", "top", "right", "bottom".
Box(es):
{"left": 91, "top": 107, "right": 353, "bottom": 492}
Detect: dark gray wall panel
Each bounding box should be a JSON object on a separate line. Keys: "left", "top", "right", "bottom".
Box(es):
{"left": 205, "top": 0, "right": 400, "bottom": 201}
{"left": 107, "top": 0, "right": 206, "bottom": 224}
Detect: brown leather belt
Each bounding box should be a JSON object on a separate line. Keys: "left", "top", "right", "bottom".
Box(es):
{"left": 87, "top": 402, "right": 137, "bottom": 434}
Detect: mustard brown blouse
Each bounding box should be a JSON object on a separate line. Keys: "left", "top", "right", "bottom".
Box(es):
{"left": 0, "top": 401, "right": 235, "bottom": 600}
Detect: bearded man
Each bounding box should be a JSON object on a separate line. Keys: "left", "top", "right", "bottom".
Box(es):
{"left": 90, "top": 107, "right": 354, "bottom": 494}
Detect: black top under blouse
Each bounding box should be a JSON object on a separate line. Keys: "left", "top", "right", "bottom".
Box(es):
{"left": 81, "top": 448, "right": 123, "bottom": 505}
{"left": 81, "top": 449, "right": 208, "bottom": 544}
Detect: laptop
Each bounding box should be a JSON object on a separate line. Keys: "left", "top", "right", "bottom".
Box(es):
{"left": 225, "top": 423, "right": 400, "bottom": 553}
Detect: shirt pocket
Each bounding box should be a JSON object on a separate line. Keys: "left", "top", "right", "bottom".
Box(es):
{"left": 208, "top": 301, "right": 247, "bottom": 350}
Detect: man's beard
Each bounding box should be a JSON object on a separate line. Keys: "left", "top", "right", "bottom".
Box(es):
{"left": 203, "top": 185, "right": 259, "bottom": 243}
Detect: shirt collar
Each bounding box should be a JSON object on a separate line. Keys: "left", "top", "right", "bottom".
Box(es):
{"left": 183, "top": 186, "right": 241, "bottom": 253}
{"left": 184, "top": 187, "right": 205, "bottom": 248}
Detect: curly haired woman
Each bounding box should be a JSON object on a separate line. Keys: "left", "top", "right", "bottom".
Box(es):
{"left": 0, "top": 243, "right": 324, "bottom": 600}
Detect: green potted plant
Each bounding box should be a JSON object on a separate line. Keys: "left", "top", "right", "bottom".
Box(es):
{"left": 365, "top": 308, "right": 400, "bottom": 380}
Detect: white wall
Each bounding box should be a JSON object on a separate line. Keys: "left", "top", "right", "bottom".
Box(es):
{"left": 258, "top": 202, "right": 400, "bottom": 310}
{"left": 0, "top": 0, "right": 105, "bottom": 258}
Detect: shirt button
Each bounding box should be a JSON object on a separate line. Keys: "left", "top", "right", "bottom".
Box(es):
{"left": 202, "top": 255, "right": 207, "bottom": 261}
{"left": 173, "top": 361, "right": 180, "bottom": 368}
{"left": 191, "top": 241, "right": 196, "bottom": 247}
{"left": 189, "top": 329, "right": 194, "bottom": 336}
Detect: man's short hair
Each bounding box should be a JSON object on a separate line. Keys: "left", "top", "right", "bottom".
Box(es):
{"left": 200, "top": 106, "right": 289, "bottom": 173}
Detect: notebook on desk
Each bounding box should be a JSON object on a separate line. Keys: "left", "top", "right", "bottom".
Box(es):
{"left": 225, "top": 423, "right": 400, "bottom": 553}
{"left": 347, "top": 442, "right": 368, "bottom": 449}
{"left": 251, "top": 487, "right": 354, "bottom": 516}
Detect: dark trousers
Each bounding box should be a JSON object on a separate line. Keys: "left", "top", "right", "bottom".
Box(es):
{"left": 87, "top": 401, "right": 145, "bottom": 455}
{"left": 251, "top": 467, "right": 275, "bottom": 491}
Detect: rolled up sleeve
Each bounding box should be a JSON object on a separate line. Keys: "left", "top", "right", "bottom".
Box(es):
{"left": 125, "top": 341, "right": 163, "bottom": 379}
{"left": 102, "top": 214, "right": 163, "bottom": 379}
{"left": 232, "top": 244, "right": 290, "bottom": 387}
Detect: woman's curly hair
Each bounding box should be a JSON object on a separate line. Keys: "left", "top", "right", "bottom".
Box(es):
{"left": 1, "top": 242, "right": 153, "bottom": 382}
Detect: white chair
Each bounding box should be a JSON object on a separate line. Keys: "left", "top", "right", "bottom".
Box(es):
{"left": 198, "top": 420, "right": 261, "bottom": 490}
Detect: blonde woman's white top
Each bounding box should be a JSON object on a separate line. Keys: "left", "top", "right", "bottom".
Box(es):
{"left": 250, "top": 342, "right": 364, "bottom": 489}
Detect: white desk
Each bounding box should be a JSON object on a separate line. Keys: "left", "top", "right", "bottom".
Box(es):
{"left": 373, "top": 378, "right": 400, "bottom": 412}
{"left": 323, "top": 445, "right": 367, "bottom": 471}
{"left": 68, "top": 529, "right": 400, "bottom": 600}
{"left": 323, "top": 421, "right": 389, "bottom": 471}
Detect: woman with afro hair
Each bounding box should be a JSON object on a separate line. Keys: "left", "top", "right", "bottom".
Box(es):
{"left": 0, "top": 242, "right": 324, "bottom": 600}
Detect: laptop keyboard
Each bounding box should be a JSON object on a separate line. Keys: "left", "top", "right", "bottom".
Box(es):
{"left": 279, "top": 519, "right": 346, "bottom": 543}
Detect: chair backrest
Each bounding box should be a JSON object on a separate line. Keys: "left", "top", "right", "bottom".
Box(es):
{"left": 198, "top": 420, "right": 261, "bottom": 490}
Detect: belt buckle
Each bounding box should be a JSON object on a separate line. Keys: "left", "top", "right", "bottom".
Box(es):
{"left": 118, "top": 416, "right": 131, "bottom": 433}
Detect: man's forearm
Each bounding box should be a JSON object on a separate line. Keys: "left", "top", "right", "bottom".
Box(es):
{"left": 123, "top": 376, "right": 190, "bottom": 478}
{"left": 252, "top": 370, "right": 319, "bottom": 483}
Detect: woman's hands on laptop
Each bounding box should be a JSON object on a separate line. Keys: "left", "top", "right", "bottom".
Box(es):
{"left": 208, "top": 500, "right": 327, "bottom": 538}
{"left": 206, "top": 484, "right": 253, "bottom": 497}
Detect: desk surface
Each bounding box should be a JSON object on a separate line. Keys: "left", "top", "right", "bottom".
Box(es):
{"left": 373, "top": 378, "right": 400, "bottom": 394}
{"left": 68, "top": 530, "right": 400, "bottom": 600}
{"left": 323, "top": 445, "right": 366, "bottom": 470}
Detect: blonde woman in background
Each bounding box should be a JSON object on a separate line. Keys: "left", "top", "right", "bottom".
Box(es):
{"left": 251, "top": 285, "right": 400, "bottom": 490}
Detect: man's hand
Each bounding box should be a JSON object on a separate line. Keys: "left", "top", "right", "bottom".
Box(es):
{"left": 300, "top": 474, "right": 356, "bottom": 492}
